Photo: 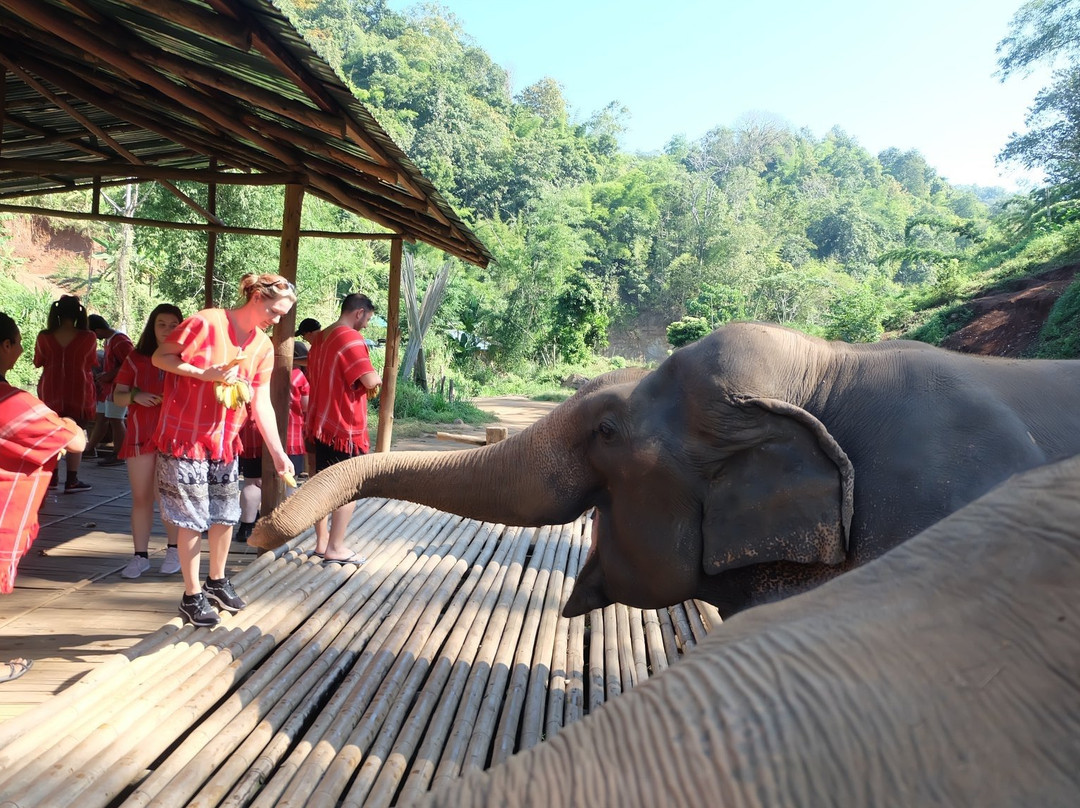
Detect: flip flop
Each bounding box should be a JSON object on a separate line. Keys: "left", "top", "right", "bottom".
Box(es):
{"left": 322, "top": 552, "right": 366, "bottom": 566}
{"left": 0, "top": 658, "right": 32, "bottom": 683}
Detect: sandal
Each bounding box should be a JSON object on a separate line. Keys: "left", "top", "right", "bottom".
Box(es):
{"left": 322, "top": 552, "right": 366, "bottom": 566}
{"left": 0, "top": 658, "right": 32, "bottom": 683}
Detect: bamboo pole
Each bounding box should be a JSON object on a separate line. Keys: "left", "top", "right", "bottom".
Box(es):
{"left": 559, "top": 522, "right": 588, "bottom": 730}
{"left": 314, "top": 524, "right": 503, "bottom": 808}
{"left": 615, "top": 604, "right": 638, "bottom": 689}
{"left": 628, "top": 606, "right": 651, "bottom": 685}
{"left": 641, "top": 607, "right": 671, "bottom": 676}
{"left": 684, "top": 598, "right": 710, "bottom": 644}
{"left": 668, "top": 602, "right": 697, "bottom": 651}
{"left": 603, "top": 603, "right": 623, "bottom": 702}
{"left": 431, "top": 526, "right": 546, "bottom": 786}
{"left": 518, "top": 522, "right": 575, "bottom": 752}
{"left": 395, "top": 526, "right": 529, "bottom": 803}
{"left": 202, "top": 510, "right": 439, "bottom": 808}
{"left": 140, "top": 528, "right": 425, "bottom": 808}
{"left": 296, "top": 518, "right": 494, "bottom": 808}
{"left": 545, "top": 519, "right": 584, "bottom": 739}
{"left": 587, "top": 606, "right": 606, "bottom": 714}
{"left": 485, "top": 524, "right": 561, "bottom": 768}
{"left": 375, "top": 238, "right": 402, "bottom": 452}
{"left": 657, "top": 604, "right": 682, "bottom": 664}
{"left": 362, "top": 527, "right": 523, "bottom": 808}
{"left": 248, "top": 510, "right": 463, "bottom": 808}
{"left": 341, "top": 524, "right": 513, "bottom": 808}
{"left": 696, "top": 599, "right": 724, "bottom": 633}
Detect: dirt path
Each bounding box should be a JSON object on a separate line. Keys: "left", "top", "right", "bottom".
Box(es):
{"left": 387, "top": 395, "right": 558, "bottom": 452}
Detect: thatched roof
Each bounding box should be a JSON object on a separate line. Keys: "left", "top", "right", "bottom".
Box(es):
{"left": 0, "top": 0, "right": 491, "bottom": 266}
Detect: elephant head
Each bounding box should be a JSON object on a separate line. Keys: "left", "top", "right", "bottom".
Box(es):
{"left": 408, "top": 454, "right": 1080, "bottom": 807}
{"left": 251, "top": 323, "right": 857, "bottom": 618}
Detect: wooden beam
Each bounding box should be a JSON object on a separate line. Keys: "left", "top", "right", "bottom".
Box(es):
{"left": 376, "top": 238, "right": 403, "bottom": 453}
{"left": 0, "top": 158, "right": 302, "bottom": 186}
{"left": 1, "top": 0, "right": 302, "bottom": 171}
{"left": 115, "top": 0, "right": 253, "bottom": 52}
{"left": 0, "top": 203, "right": 399, "bottom": 240}
{"left": 262, "top": 183, "right": 304, "bottom": 512}
{"left": 204, "top": 159, "right": 217, "bottom": 309}
{"left": 0, "top": 55, "right": 224, "bottom": 226}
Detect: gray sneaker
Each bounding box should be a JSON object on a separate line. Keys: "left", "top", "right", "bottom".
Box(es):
{"left": 160, "top": 546, "right": 181, "bottom": 575}
{"left": 203, "top": 577, "right": 246, "bottom": 613}
{"left": 178, "top": 592, "right": 219, "bottom": 626}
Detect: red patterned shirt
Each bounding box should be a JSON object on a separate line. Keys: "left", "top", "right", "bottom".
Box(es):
{"left": 114, "top": 352, "right": 166, "bottom": 458}
{"left": 0, "top": 382, "right": 79, "bottom": 593}
{"left": 33, "top": 329, "right": 97, "bottom": 422}
{"left": 238, "top": 405, "right": 263, "bottom": 460}
{"left": 305, "top": 325, "right": 376, "bottom": 455}
{"left": 101, "top": 331, "right": 134, "bottom": 400}
{"left": 154, "top": 308, "right": 273, "bottom": 462}
{"left": 287, "top": 367, "right": 309, "bottom": 455}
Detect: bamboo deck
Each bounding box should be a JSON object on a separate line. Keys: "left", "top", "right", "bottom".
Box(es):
{"left": 0, "top": 459, "right": 719, "bottom": 806}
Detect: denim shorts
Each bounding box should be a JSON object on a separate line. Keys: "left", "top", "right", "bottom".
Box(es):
{"left": 156, "top": 453, "right": 240, "bottom": 532}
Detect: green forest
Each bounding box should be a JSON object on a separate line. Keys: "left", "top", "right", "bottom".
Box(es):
{"left": 4, "top": 0, "right": 1080, "bottom": 397}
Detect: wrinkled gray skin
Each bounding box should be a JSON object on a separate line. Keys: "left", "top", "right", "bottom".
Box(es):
{"left": 252, "top": 321, "right": 1080, "bottom": 617}
{"left": 411, "top": 456, "right": 1080, "bottom": 808}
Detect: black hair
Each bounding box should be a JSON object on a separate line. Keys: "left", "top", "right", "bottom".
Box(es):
{"left": 341, "top": 293, "right": 375, "bottom": 314}
{"left": 46, "top": 295, "right": 88, "bottom": 331}
{"left": 135, "top": 303, "right": 184, "bottom": 356}
{"left": 0, "top": 312, "right": 18, "bottom": 344}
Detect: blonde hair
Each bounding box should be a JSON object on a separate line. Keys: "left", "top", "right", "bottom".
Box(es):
{"left": 239, "top": 273, "right": 297, "bottom": 304}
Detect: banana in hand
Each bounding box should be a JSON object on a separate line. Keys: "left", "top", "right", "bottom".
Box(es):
{"left": 214, "top": 378, "right": 253, "bottom": 410}
{"left": 281, "top": 472, "right": 298, "bottom": 488}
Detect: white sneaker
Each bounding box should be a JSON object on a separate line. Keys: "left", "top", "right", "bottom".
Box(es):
{"left": 121, "top": 556, "right": 151, "bottom": 579}
{"left": 160, "top": 546, "right": 181, "bottom": 575}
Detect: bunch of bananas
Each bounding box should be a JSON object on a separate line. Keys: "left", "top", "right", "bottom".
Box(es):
{"left": 214, "top": 378, "right": 253, "bottom": 410}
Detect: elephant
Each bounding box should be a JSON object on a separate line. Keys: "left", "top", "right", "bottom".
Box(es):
{"left": 251, "top": 321, "right": 1080, "bottom": 618}
{"left": 408, "top": 454, "right": 1080, "bottom": 807}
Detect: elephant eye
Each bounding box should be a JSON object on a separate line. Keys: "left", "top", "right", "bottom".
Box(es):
{"left": 596, "top": 421, "right": 616, "bottom": 440}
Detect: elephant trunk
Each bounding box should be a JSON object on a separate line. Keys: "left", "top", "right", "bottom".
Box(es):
{"left": 250, "top": 422, "right": 595, "bottom": 550}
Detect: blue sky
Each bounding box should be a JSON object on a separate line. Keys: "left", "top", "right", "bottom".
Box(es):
{"left": 388, "top": 0, "right": 1048, "bottom": 190}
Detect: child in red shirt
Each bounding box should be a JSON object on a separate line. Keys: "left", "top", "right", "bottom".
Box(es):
{"left": 33, "top": 295, "right": 95, "bottom": 493}
{"left": 112, "top": 304, "right": 184, "bottom": 579}
{"left": 153, "top": 274, "right": 296, "bottom": 627}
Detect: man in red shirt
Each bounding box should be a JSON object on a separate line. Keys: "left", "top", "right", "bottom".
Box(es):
{"left": 305, "top": 293, "right": 381, "bottom": 564}
{"left": 86, "top": 314, "right": 133, "bottom": 465}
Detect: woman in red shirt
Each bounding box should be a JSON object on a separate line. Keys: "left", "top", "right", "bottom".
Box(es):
{"left": 0, "top": 311, "right": 85, "bottom": 682}
{"left": 33, "top": 295, "right": 95, "bottom": 493}
{"left": 152, "top": 274, "right": 296, "bottom": 627}
{"left": 112, "top": 304, "right": 184, "bottom": 579}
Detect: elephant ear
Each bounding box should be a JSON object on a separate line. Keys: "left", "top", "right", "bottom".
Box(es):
{"left": 701, "top": 395, "right": 854, "bottom": 575}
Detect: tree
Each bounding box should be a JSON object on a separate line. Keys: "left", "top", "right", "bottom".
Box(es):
{"left": 997, "top": 0, "right": 1080, "bottom": 184}
{"left": 666, "top": 316, "right": 710, "bottom": 347}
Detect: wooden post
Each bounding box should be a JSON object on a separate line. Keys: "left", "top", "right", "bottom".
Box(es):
{"left": 375, "top": 238, "right": 402, "bottom": 452}
{"left": 262, "top": 183, "right": 303, "bottom": 512}
{"left": 204, "top": 160, "right": 217, "bottom": 308}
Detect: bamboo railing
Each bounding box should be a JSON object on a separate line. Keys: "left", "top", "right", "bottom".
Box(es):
{"left": 0, "top": 499, "right": 718, "bottom": 807}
